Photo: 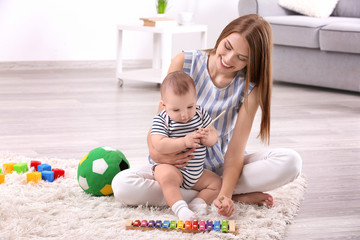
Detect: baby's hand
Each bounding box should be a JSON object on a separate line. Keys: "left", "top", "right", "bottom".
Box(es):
{"left": 197, "top": 128, "right": 210, "bottom": 141}
{"left": 184, "top": 131, "right": 202, "bottom": 148}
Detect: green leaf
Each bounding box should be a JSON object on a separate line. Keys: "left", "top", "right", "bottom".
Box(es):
{"left": 156, "top": 0, "right": 168, "bottom": 14}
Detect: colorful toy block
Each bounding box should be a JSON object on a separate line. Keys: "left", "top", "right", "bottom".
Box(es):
{"left": 3, "top": 163, "right": 17, "bottom": 174}
{"left": 177, "top": 220, "right": 184, "bottom": 229}
{"left": 0, "top": 167, "right": 2, "bottom": 173}
{"left": 214, "top": 220, "right": 221, "bottom": 231}
{"left": 13, "top": 162, "right": 29, "bottom": 174}
{"left": 147, "top": 220, "right": 155, "bottom": 228}
{"left": 199, "top": 220, "right": 206, "bottom": 231}
{"left": 133, "top": 220, "right": 140, "bottom": 227}
{"left": 26, "top": 172, "right": 42, "bottom": 184}
{"left": 30, "top": 160, "right": 42, "bottom": 171}
{"left": 162, "top": 220, "right": 170, "bottom": 228}
{"left": 0, "top": 174, "right": 5, "bottom": 184}
{"left": 52, "top": 168, "right": 65, "bottom": 180}
{"left": 192, "top": 220, "right": 198, "bottom": 230}
{"left": 155, "top": 220, "right": 162, "bottom": 228}
{"left": 42, "top": 170, "right": 54, "bottom": 182}
{"left": 37, "top": 164, "right": 51, "bottom": 172}
{"left": 169, "top": 220, "right": 176, "bottom": 229}
{"left": 140, "top": 220, "right": 148, "bottom": 227}
{"left": 221, "top": 220, "right": 229, "bottom": 233}
{"left": 206, "top": 220, "right": 213, "bottom": 231}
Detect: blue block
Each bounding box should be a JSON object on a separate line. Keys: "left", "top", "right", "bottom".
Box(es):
{"left": 42, "top": 170, "right": 54, "bottom": 182}
{"left": 37, "top": 164, "right": 51, "bottom": 172}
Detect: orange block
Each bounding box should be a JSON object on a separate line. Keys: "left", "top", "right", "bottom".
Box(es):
{"left": 0, "top": 174, "right": 4, "bottom": 184}
{"left": 26, "top": 172, "right": 42, "bottom": 184}
{"left": 3, "top": 163, "right": 17, "bottom": 174}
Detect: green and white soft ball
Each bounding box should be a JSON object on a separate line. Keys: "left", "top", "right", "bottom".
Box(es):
{"left": 77, "top": 146, "right": 130, "bottom": 196}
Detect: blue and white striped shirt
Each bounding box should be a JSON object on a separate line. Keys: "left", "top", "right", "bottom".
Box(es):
{"left": 150, "top": 105, "right": 212, "bottom": 189}
{"left": 183, "top": 50, "right": 256, "bottom": 175}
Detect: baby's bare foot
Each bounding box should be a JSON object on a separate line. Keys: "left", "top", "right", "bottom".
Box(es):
{"left": 232, "top": 192, "right": 273, "bottom": 207}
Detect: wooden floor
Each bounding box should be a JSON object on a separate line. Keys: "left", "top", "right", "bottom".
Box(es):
{"left": 0, "top": 68, "right": 359, "bottom": 239}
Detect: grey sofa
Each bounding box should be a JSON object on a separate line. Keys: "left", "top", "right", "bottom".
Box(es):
{"left": 238, "top": 0, "right": 360, "bottom": 92}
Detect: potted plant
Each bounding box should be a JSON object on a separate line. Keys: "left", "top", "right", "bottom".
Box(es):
{"left": 156, "top": 0, "right": 168, "bottom": 14}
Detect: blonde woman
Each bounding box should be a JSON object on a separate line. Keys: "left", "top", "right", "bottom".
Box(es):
{"left": 112, "top": 14, "right": 302, "bottom": 217}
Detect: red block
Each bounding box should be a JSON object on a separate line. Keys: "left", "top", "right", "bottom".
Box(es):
{"left": 30, "top": 160, "right": 42, "bottom": 171}
{"left": 52, "top": 168, "right": 65, "bottom": 179}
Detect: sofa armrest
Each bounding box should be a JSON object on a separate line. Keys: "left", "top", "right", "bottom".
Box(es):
{"left": 238, "top": 0, "right": 296, "bottom": 16}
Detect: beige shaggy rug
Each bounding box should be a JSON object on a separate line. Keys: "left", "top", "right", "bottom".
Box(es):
{"left": 0, "top": 152, "right": 307, "bottom": 240}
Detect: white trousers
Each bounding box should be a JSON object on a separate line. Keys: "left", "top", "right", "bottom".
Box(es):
{"left": 111, "top": 148, "right": 302, "bottom": 206}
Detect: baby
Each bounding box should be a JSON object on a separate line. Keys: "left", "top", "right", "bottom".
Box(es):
{"left": 149, "top": 71, "right": 221, "bottom": 220}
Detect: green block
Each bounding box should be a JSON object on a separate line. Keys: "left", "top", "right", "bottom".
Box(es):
{"left": 13, "top": 162, "right": 29, "bottom": 174}
{"left": 0, "top": 167, "right": 2, "bottom": 173}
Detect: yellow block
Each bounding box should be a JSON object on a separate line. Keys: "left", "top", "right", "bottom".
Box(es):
{"left": 0, "top": 174, "right": 4, "bottom": 184}
{"left": 3, "top": 163, "right": 17, "bottom": 174}
{"left": 26, "top": 172, "right": 42, "bottom": 184}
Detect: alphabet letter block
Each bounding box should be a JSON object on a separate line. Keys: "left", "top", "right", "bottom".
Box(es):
{"left": 3, "top": 163, "right": 17, "bottom": 174}
{"left": 14, "top": 162, "right": 29, "bottom": 174}
{"left": 52, "top": 168, "right": 65, "bottom": 180}
{"left": 37, "top": 164, "right": 51, "bottom": 172}
{"left": 30, "top": 160, "right": 42, "bottom": 171}
{"left": 0, "top": 174, "right": 4, "bottom": 184}
{"left": 26, "top": 172, "right": 42, "bottom": 184}
{"left": 42, "top": 170, "right": 54, "bottom": 182}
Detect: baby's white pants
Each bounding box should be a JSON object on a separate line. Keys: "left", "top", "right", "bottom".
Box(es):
{"left": 111, "top": 148, "right": 302, "bottom": 206}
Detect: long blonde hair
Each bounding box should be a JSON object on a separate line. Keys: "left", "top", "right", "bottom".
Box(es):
{"left": 210, "top": 14, "right": 273, "bottom": 144}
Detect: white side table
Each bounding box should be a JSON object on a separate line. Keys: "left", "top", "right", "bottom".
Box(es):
{"left": 116, "top": 24, "right": 207, "bottom": 86}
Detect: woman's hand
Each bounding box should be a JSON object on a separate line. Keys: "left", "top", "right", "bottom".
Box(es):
{"left": 148, "top": 121, "right": 196, "bottom": 168}
{"left": 213, "top": 195, "right": 235, "bottom": 217}
{"left": 149, "top": 147, "right": 195, "bottom": 168}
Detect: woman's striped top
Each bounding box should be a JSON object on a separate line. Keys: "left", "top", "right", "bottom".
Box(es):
{"left": 183, "top": 50, "right": 256, "bottom": 175}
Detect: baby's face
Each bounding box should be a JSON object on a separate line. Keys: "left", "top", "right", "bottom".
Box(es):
{"left": 163, "top": 89, "right": 197, "bottom": 123}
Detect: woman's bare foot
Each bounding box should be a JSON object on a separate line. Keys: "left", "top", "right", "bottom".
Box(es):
{"left": 232, "top": 192, "right": 273, "bottom": 207}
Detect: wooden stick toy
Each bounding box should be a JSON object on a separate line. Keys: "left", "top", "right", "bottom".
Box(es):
{"left": 205, "top": 110, "right": 226, "bottom": 129}
{"left": 125, "top": 219, "right": 237, "bottom": 234}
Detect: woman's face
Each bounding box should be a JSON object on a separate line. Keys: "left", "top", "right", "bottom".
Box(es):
{"left": 215, "top": 32, "right": 249, "bottom": 73}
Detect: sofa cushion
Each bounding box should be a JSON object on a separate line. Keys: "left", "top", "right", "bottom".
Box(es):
{"left": 265, "top": 16, "right": 352, "bottom": 48}
{"left": 332, "top": 0, "right": 360, "bottom": 17}
{"left": 320, "top": 21, "right": 360, "bottom": 54}
{"left": 278, "top": 0, "right": 339, "bottom": 18}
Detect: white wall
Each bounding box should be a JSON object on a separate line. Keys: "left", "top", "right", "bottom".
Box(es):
{"left": 0, "top": 0, "right": 239, "bottom": 62}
